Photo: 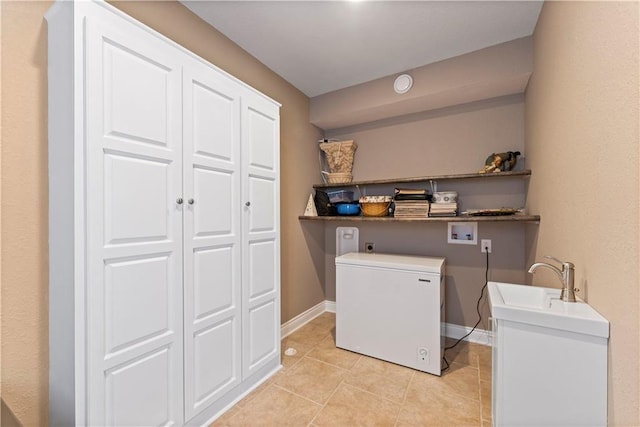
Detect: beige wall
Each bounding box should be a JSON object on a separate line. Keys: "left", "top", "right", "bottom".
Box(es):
{"left": 525, "top": 2, "right": 639, "bottom": 425}
{"left": 326, "top": 95, "right": 528, "bottom": 327}
{"left": 1, "top": 2, "right": 51, "bottom": 426}
{"left": 326, "top": 95, "right": 525, "bottom": 180}
{"left": 1, "top": 1, "right": 323, "bottom": 425}
{"left": 0, "top": 0, "right": 3, "bottom": 418}
{"left": 312, "top": 37, "right": 532, "bottom": 131}
{"left": 0, "top": 0, "right": 3, "bottom": 406}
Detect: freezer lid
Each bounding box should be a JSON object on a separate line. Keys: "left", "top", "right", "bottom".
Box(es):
{"left": 335, "top": 252, "right": 444, "bottom": 274}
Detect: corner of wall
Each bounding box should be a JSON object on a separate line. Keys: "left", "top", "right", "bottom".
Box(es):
{"left": 525, "top": 2, "right": 640, "bottom": 423}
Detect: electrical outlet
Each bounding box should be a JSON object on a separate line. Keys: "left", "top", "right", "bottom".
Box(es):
{"left": 365, "top": 242, "right": 375, "bottom": 253}
{"left": 481, "top": 239, "right": 492, "bottom": 253}
{"left": 417, "top": 347, "right": 429, "bottom": 364}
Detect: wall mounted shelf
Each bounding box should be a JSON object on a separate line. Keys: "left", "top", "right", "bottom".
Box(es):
{"left": 313, "top": 169, "right": 531, "bottom": 189}
{"left": 298, "top": 214, "right": 540, "bottom": 223}
{"left": 303, "top": 169, "right": 538, "bottom": 224}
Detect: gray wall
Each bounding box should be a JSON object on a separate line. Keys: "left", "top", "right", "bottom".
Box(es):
{"left": 325, "top": 221, "right": 527, "bottom": 328}
{"left": 322, "top": 95, "right": 527, "bottom": 328}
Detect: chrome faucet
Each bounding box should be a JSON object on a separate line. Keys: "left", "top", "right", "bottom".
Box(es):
{"left": 528, "top": 256, "right": 577, "bottom": 302}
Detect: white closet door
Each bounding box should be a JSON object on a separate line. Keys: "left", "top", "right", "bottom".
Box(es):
{"left": 241, "top": 93, "right": 281, "bottom": 379}
{"left": 84, "top": 15, "right": 184, "bottom": 426}
{"left": 183, "top": 59, "right": 243, "bottom": 420}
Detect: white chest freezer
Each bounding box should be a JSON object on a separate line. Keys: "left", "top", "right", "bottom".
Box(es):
{"left": 336, "top": 252, "right": 445, "bottom": 375}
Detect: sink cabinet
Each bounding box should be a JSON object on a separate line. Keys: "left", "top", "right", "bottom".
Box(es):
{"left": 491, "top": 316, "right": 608, "bottom": 426}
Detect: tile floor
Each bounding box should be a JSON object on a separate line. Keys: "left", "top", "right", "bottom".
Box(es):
{"left": 212, "top": 312, "right": 492, "bottom": 427}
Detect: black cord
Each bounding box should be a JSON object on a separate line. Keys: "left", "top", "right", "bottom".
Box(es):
{"left": 442, "top": 248, "right": 490, "bottom": 372}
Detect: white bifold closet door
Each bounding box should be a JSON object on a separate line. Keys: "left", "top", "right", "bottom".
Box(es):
{"left": 241, "top": 95, "right": 281, "bottom": 379}
{"left": 182, "top": 58, "right": 243, "bottom": 420}
{"left": 84, "top": 14, "right": 184, "bottom": 427}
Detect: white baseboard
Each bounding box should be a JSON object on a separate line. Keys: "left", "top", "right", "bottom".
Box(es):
{"left": 281, "top": 300, "right": 491, "bottom": 347}
{"left": 281, "top": 300, "right": 328, "bottom": 338}
{"left": 324, "top": 300, "right": 336, "bottom": 313}
{"left": 442, "top": 322, "right": 492, "bottom": 346}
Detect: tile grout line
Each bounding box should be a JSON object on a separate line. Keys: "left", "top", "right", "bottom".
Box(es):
{"left": 283, "top": 325, "right": 343, "bottom": 427}
{"left": 271, "top": 383, "right": 325, "bottom": 408}
{"left": 340, "top": 378, "right": 404, "bottom": 406}
{"left": 279, "top": 332, "right": 333, "bottom": 426}
{"left": 223, "top": 321, "right": 492, "bottom": 426}
{"left": 477, "top": 355, "right": 489, "bottom": 425}
{"left": 281, "top": 330, "right": 332, "bottom": 372}
{"left": 304, "top": 349, "right": 361, "bottom": 371}
{"left": 298, "top": 354, "right": 352, "bottom": 374}
{"left": 267, "top": 385, "right": 326, "bottom": 427}
{"left": 211, "top": 403, "right": 242, "bottom": 426}
{"left": 306, "top": 378, "right": 346, "bottom": 426}
{"left": 393, "top": 369, "right": 416, "bottom": 427}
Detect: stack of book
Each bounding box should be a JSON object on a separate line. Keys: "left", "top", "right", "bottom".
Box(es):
{"left": 393, "top": 188, "right": 430, "bottom": 218}
{"left": 429, "top": 202, "right": 458, "bottom": 217}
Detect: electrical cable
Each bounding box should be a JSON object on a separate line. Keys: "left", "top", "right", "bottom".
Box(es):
{"left": 441, "top": 248, "right": 490, "bottom": 373}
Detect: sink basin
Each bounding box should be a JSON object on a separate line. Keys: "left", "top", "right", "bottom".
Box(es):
{"left": 488, "top": 281, "right": 609, "bottom": 338}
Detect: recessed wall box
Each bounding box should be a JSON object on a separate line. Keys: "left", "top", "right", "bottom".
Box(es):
{"left": 447, "top": 222, "right": 478, "bottom": 245}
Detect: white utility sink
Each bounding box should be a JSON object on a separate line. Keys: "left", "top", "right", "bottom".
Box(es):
{"left": 488, "top": 281, "right": 609, "bottom": 338}
{"left": 489, "top": 281, "right": 610, "bottom": 426}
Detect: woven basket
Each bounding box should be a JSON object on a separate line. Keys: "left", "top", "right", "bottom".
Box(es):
{"left": 360, "top": 201, "right": 391, "bottom": 217}
{"left": 326, "top": 172, "right": 353, "bottom": 184}
{"left": 319, "top": 140, "right": 357, "bottom": 174}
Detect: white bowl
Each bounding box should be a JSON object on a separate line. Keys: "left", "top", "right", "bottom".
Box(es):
{"left": 432, "top": 191, "right": 458, "bottom": 203}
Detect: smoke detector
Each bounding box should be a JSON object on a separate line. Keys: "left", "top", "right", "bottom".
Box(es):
{"left": 393, "top": 74, "right": 413, "bottom": 94}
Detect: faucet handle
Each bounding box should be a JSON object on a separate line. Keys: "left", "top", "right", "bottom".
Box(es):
{"left": 544, "top": 255, "right": 575, "bottom": 271}
{"left": 544, "top": 255, "right": 564, "bottom": 264}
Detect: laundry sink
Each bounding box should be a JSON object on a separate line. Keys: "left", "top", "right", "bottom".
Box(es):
{"left": 489, "top": 281, "right": 609, "bottom": 426}
{"left": 488, "top": 281, "right": 609, "bottom": 338}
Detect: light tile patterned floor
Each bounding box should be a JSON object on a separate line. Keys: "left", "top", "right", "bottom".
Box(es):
{"left": 212, "top": 312, "right": 492, "bottom": 427}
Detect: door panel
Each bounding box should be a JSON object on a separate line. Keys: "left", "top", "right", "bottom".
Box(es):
{"left": 194, "top": 246, "right": 234, "bottom": 320}
{"left": 105, "top": 347, "right": 172, "bottom": 427}
{"left": 104, "top": 152, "right": 170, "bottom": 245}
{"left": 85, "top": 16, "right": 184, "bottom": 426}
{"left": 248, "top": 240, "right": 276, "bottom": 299}
{"left": 193, "top": 167, "right": 233, "bottom": 237}
{"left": 247, "top": 301, "right": 277, "bottom": 370}
{"left": 247, "top": 110, "right": 276, "bottom": 170}
{"left": 103, "top": 40, "right": 171, "bottom": 147}
{"left": 183, "top": 58, "right": 243, "bottom": 420}
{"left": 241, "top": 94, "right": 280, "bottom": 379}
{"left": 192, "top": 81, "right": 235, "bottom": 161}
{"left": 193, "top": 320, "right": 237, "bottom": 404}
{"left": 104, "top": 254, "right": 170, "bottom": 354}
{"left": 247, "top": 177, "right": 276, "bottom": 233}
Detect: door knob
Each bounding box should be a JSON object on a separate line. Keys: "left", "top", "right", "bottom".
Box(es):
{"left": 176, "top": 197, "right": 184, "bottom": 205}
{"left": 245, "top": 201, "right": 251, "bottom": 207}
{"left": 188, "top": 198, "right": 194, "bottom": 205}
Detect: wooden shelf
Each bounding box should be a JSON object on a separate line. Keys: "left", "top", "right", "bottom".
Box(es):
{"left": 305, "top": 169, "right": 538, "bottom": 224}
{"left": 298, "top": 214, "right": 540, "bottom": 223}
{"left": 313, "top": 169, "right": 531, "bottom": 189}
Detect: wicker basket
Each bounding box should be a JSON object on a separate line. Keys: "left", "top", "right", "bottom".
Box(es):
{"left": 319, "top": 140, "right": 357, "bottom": 174}
{"left": 325, "top": 172, "right": 353, "bottom": 184}
{"left": 360, "top": 201, "right": 391, "bottom": 217}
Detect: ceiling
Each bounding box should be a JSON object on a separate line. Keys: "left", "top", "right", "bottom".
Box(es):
{"left": 182, "top": 1, "right": 543, "bottom": 98}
